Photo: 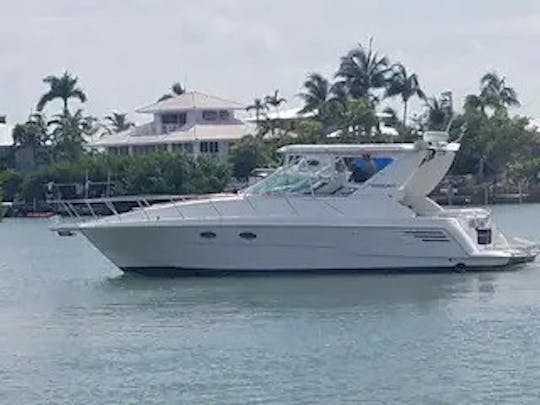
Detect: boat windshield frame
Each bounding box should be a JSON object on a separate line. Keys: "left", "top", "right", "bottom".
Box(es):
{"left": 244, "top": 154, "right": 358, "bottom": 197}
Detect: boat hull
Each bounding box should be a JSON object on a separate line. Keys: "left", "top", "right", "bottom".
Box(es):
{"left": 80, "top": 223, "right": 520, "bottom": 275}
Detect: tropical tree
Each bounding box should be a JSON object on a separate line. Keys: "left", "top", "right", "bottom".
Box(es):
{"left": 480, "top": 72, "right": 520, "bottom": 111}
{"left": 11, "top": 117, "right": 50, "bottom": 170}
{"left": 37, "top": 71, "right": 87, "bottom": 113}
{"left": 246, "top": 98, "right": 268, "bottom": 124}
{"left": 336, "top": 98, "right": 379, "bottom": 142}
{"left": 12, "top": 123, "right": 41, "bottom": 148}
{"left": 335, "top": 39, "right": 391, "bottom": 102}
{"left": 262, "top": 90, "right": 287, "bottom": 136}
{"left": 104, "top": 112, "right": 134, "bottom": 133}
{"left": 464, "top": 94, "right": 484, "bottom": 113}
{"left": 264, "top": 89, "right": 287, "bottom": 116}
{"left": 385, "top": 64, "right": 425, "bottom": 126}
{"left": 298, "top": 74, "right": 353, "bottom": 133}
{"left": 464, "top": 72, "right": 519, "bottom": 114}
{"left": 48, "top": 109, "right": 97, "bottom": 162}
{"left": 424, "top": 96, "right": 452, "bottom": 131}
{"left": 158, "top": 82, "right": 185, "bottom": 101}
{"left": 298, "top": 73, "right": 333, "bottom": 114}
{"left": 229, "top": 135, "right": 270, "bottom": 180}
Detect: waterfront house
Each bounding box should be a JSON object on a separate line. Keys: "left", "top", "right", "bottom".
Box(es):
{"left": 91, "top": 91, "right": 254, "bottom": 159}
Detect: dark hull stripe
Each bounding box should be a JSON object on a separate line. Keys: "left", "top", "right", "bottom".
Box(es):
{"left": 119, "top": 262, "right": 534, "bottom": 278}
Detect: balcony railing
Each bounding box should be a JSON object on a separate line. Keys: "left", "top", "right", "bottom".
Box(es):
{"left": 127, "top": 122, "right": 188, "bottom": 136}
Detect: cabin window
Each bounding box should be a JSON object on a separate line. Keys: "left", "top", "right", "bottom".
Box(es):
{"left": 200, "top": 141, "right": 219, "bottom": 154}
{"left": 200, "top": 231, "right": 217, "bottom": 239}
{"left": 202, "top": 110, "right": 218, "bottom": 121}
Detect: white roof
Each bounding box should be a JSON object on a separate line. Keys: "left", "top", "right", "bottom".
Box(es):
{"left": 247, "top": 107, "right": 315, "bottom": 122}
{"left": 248, "top": 108, "right": 391, "bottom": 122}
{"left": 91, "top": 123, "right": 255, "bottom": 147}
{"left": 137, "top": 91, "right": 245, "bottom": 113}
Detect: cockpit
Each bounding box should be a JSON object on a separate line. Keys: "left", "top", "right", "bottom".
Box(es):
{"left": 245, "top": 153, "right": 394, "bottom": 197}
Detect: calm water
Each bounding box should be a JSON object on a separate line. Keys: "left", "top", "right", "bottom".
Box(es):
{"left": 1, "top": 204, "right": 540, "bottom": 404}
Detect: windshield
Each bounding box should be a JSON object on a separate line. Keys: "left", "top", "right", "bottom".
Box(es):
{"left": 245, "top": 154, "right": 395, "bottom": 196}
{"left": 246, "top": 156, "right": 351, "bottom": 196}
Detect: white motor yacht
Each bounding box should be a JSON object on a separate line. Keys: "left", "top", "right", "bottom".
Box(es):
{"left": 53, "top": 132, "right": 538, "bottom": 275}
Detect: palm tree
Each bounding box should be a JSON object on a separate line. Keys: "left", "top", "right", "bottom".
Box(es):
{"left": 463, "top": 94, "right": 483, "bottom": 113}
{"left": 298, "top": 73, "right": 351, "bottom": 132}
{"left": 48, "top": 109, "right": 97, "bottom": 161}
{"left": 246, "top": 98, "right": 268, "bottom": 124}
{"left": 264, "top": 89, "right": 287, "bottom": 116}
{"left": 425, "top": 97, "right": 452, "bottom": 131}
{"left": 335, "top": 38, "right": 391, "bottom": 102}
{"left": 385, "top": 64, "right": 425, "bottom": 126}
{"left": 298, "top": 73, "right": 332, "bottom": 114}
{"left": 158, "top": 82, "right": 185, "bottom": 101}
{"left": 12, "top": 123, "right": 38, "bottom": 148}
{"left": 37, "top": 71, "right": 87, "bottom": 113}
{"left": 264, "top": 90, "right": 287, "bottom": 136}
{"left": 480, "top": 72, "right": 520, "bottom": 111}
{"left": 104, "top": 112, "right": 134, "bottom": 133}
{"left": 465, "top": 72, "right": 520, "bottom": 114}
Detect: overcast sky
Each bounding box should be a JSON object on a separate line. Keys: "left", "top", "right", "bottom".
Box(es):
{"left": 1, "top": 0, "right": 540, "bottom": 133}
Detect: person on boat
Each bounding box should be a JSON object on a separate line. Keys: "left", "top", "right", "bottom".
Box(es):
{"left": 349, "top": 154, "right": 377, "bottom": 183}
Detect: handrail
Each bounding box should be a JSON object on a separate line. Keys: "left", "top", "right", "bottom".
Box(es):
{"left": 49, "top": 193, "right": 237, "bottom": 223}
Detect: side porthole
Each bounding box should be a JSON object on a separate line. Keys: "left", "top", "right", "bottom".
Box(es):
{"left": 239, "top": 232, "right": 257, "bottom": 240}
{"left": 200, "top": 231, "right": 217, "bottom": 239}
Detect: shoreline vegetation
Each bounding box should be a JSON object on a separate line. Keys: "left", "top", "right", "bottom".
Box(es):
{"left": 1, "top": 39, "right": 540, "bottom": 216}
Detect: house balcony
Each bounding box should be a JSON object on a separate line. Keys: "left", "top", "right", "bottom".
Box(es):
{"left": 127, "top": 122, "right": 187, "bottom": 137}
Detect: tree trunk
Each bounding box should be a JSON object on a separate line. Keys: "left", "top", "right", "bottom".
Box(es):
{"left": 63, "top": 98, "right": 68, "bottom": 114}
{"left": 402, "top": 100, "right": 408, "bottom": 127}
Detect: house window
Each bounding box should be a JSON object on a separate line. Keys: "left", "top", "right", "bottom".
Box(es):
{"left": 117, "top": 146, "right": 129, "bottom": 156}
{"left": 219, "top": 110, "right": 230, "bottom": 121}
{"left": 161, "top": 113, "right": 186, "bottom": 125}
{"left": 202, "top": 110, "right": 218, "bottom": 121}
{"left": 172, "top": 143, "right": 194, "bottom": 154}
{"left": 200, "top": 141, "right": 219, "bottom": 153}
{"left": 133, "top": 145, "right": 157, "bottom": 155}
